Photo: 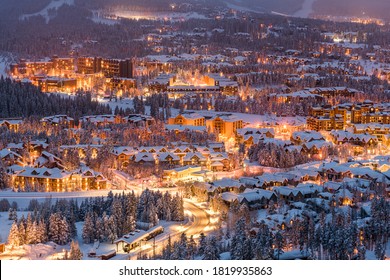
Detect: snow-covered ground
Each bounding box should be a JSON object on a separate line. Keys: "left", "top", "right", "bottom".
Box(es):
{"left": 19, "top": 0, "right": 75, "bottom": 23}
{"left": 0, "top": 54, "right": 14, "bottom": 77}
{"left": 224, "top": 0, "right": 264, "bottom": 13}
{"left": 90, "top": 11, "right": 118, "bottom": 26}
{"left": 0, "top": 211, "right": 30, "bottom": 244}
{"left": 112, "top": 11, "right": 209, "bottom": 22}
{"left": 293, "top": 0, "right": 316, "bottom": 18}
{"left": 0, "top": 59, "right": 7, "bottom": 77}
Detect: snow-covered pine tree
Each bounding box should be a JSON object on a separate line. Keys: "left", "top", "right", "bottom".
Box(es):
{"left": 82, "top": 212, "right": 95, "bottom": 244}
{"left": 8, "top": 221, "right": 20, "bottom": 246}
{"left": 197, "top": 232, "right": 207, "bottom": 256}
{"left": 107, "top": 215, "right": 118, "bottom": 244}
{"left": 203, "top": 236, "right": 220, "bottom": 260}
{"left": 48, "top": 213, "right": 70, "bottom": 245}
{"left": 162, "top": 235, "right": 173, "bottom": 260}
{"left": 274, "top": 231, "right": 285, "bottom": 260}
{"left": 187, "top": 235, "right": 197, "bottom": 260}
{"left": 69, "top": 240, "right": 83, "bottom": 260}
{"left": 37, "top": 219, "right": 48, "bottom": 243}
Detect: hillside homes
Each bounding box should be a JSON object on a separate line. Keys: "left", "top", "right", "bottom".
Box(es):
{"left": 111, "top": 143, "right": 231, "bottom": 172}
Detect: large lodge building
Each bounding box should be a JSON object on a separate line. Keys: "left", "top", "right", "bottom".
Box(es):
{"left": 148, "top": 73, "right": 239, "bottom": 97}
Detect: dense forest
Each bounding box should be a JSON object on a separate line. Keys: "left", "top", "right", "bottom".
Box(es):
{"left": 0, "top": 78, "right": 111, "bottom": 119}
{"left": 7, "top": 189, "right": 184, "bottom": 248}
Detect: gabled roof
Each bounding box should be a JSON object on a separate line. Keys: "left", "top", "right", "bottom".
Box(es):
{"left": 17, "top": 167, "right": 71, "bottom": 179}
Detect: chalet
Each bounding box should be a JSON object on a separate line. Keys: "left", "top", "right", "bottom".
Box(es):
{"left": 157, "top": 152, "right": 180, "bottom": 165}
{"left": 320, "top": 162, "right": 353, "bottom": 181}
{"left": 291, "top": 131, "right": 325, "bottom": 145}
{"left": 183, "top": 152, "right": 208, "bottom": 166}
{"left": 134, "top": 153, "right": 157, "bottom": 164}
{"left": 294, "top": 183, "right": 323, "bottom": 199}
{"left": 237, "top": 189, "right": 277, "bottom": 209}
{"left": 112, "top": 147, "right": 137, "bottom": 168}
{"left": 254, "top": 174, "right": 289, "bottom": 189}
{"left": 301, "top": 140, "right": 331, "bottom": 156}
{"left": 236, "top": 128, "right": 275, "bottom": 146}
{"left": 73, "top": 167, "right": 107, "bottom": 190}
{"left": 349, "top": 167, "right": 389, "bottom": 183}
{"left": 194, "top": 146, "right": 211, "bottom": 157}
{"left": 79, "top": 115, "right": 122, "bottom": 127}
{"left": 329, "top": 130, "right": 378, "bottom": 147}
{"left": 220, "top": 192, "right": 239, "bottom": 204}
{"left": 239, "top": 177, "right": 263, "bottom": 188}
{"left": 278, "top": 169, "right": 320, "bottom": 184}
{"left": 168, "top": 112, "right": 205, "bottom": 127}
{"left": 138, "top": 146, "right": 168, "bottom": 153}
{"left": 208, "top": 142, "right": 225, "bottom": 152}
{"left": 324, "top": 181, "right": 343, "bottom": 193}
{"left": 6, "top": 143, "right": 24, "bottom": 153}
{"left": 0, "top": 119, "right": 23, "bottom": 132}
{"left": 163, "top": 166, "right": 202, "bottom": 182}
{"left": 25, "top": 140, "right": 49, "bottom": 160}
{"left": 210, "top": 178, "right": 245, "bottom": 193}
{"left": 335, "top": 188, "right": 354, "bottom": 206}
{"left": 35, "top": 151, "right": 64, "bottom": 169}
{"left": 0, "top": 149, "right": 24, "bottom": 166}
{"left": 60, "top": 144, "right": 102, "bottom": 160}
{"left": 274, "top": 186, "right": 304, "bottom": 202}
{"left": 210, "top": 153, "right": 230, "bottom": 171}
{"left": 11, "top": 167, "right": 72, "bottom": 192}
{"left": 171, "top": 146, "right": 194, "bottom": 159}
{"left": 123, "top": 114, "right": 154, "bottom": 127}
{"left": 165, "top": 124, "right": 207, "bottom": 134}
{"left": 40, "top": 115, "right": 74, "bottom": 128}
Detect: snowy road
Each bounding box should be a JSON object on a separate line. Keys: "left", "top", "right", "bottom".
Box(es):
{"left": 127, "top": 200, "right": 211, "bottom": 259}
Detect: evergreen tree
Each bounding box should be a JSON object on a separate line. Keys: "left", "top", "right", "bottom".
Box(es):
{"left": 48, "top": 213, "right": 70, "bottom": 245}
{"left": 69, "top": 240, "right": 83, "bottom": 260}
{"left": 203, "top": 236, "right": 220, "bottom": 260}
{"left": 162, "top": 235, "right": 173, "bottom": 260}
{"left": 8, "top": 222, "right": 20, "bottom": 246}
{"left": 274, "top": 231, "right": 285, "bottom": 260}
{"left": 107, "top": 216, "right": 118, "bottom": 244}
{"left": 197, "top": 232, "right": 207, "bottom": 256}
{"left": 187, "top": 235, "right": 197, "bottom": 260}
{"left": 82, "top": 212, "right": 95, "bottom": 244}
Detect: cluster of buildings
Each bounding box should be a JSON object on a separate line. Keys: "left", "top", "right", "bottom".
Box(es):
{"left": 111, "top": 142, "right": 230, "bottom": 173}
{"left": 187, "top": 156, "right": 390, "bottom": 230}
{"left": 167, "top": 112, "right": 243, "bottom": 138}
{"left": 148, "top": 73, "right": 239, "bottom": 97}
{"left": 10, "top": 56, "right": 136, "bottom": 93}
{"left": 39, "top": 114, "right": 154, "bottom": 129}
{"left": 270, "top": 87, "right": 360, "bottom": 104}
{"left": 0, "top": 141, "right": 108, "bottom": 192}
{"left": 307, "top": 101, "right": 390, "bottom": 147}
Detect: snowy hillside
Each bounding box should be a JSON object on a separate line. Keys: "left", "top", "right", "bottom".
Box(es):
{"left": 19, "top": 0, "right": 75, "bottom": 23}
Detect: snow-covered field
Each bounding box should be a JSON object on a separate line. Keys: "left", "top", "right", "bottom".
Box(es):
{"left": 19, "top": 0, "right": 75, "bottom": 23}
